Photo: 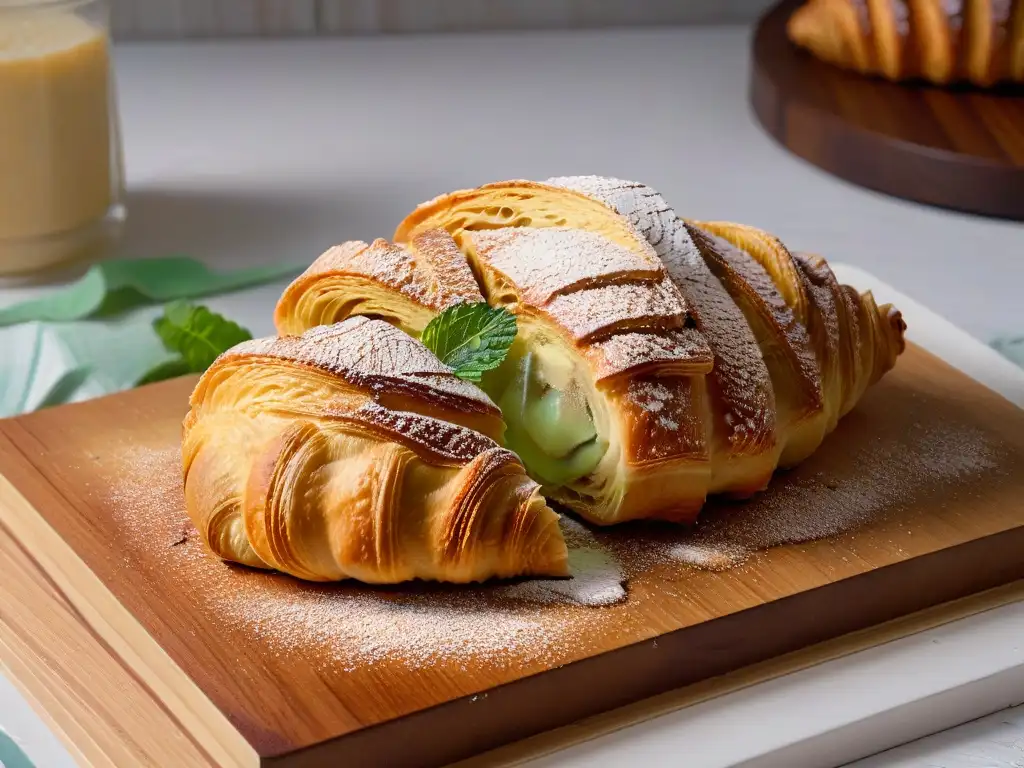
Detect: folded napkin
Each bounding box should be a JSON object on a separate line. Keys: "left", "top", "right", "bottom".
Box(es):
{"left": 0, "top": 257, "right": 303, "bottom": 418}
{"left": 0, "top": 727, "right": 35, "bottom": 768}
{"left": 0, "top": 308, "right": 171, "bottom": 417}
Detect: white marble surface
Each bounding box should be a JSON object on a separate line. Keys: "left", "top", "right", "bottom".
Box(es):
{"left": 0, "top": 26, "right": 1022, "bottom": 768}
{"left": 850, "top": 707, "right": 1024, "bottom": 768}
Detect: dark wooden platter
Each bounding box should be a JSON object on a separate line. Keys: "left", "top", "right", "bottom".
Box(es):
{"left": 0, "top": 343, "right": 1023, "bottom": 767}
{"left": 750, "top": 0, "right": 1024, "bottom": 220}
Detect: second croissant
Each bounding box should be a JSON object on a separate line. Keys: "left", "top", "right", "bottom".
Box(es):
{"left": 787, "top": 0, "right": 1024, "bottom": 87}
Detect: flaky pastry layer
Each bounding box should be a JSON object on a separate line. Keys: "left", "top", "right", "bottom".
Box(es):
{"left": 182, "top": 317, "right": 568, "bottom": 583}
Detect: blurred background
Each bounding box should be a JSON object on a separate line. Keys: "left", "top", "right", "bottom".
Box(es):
{"left": 110, "top": 0, "right": 779, "bottom": 38}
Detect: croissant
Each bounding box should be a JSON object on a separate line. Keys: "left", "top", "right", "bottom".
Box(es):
{"left": 275, "top": 176, "right": 905, "bottom": 528}
{"left": 181, "top": 316, "right": 569, "bottom": 583}
{"left": 787, "top": 0, "right": 1024, "bottom": 86}
{"left": 275, "top": 227, "right": 485, "bottom": 337}
{"left": 278, "top": 226, "right": 717, "bottom": 525}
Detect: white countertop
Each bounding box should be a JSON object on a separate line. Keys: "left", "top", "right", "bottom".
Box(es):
{"left": 1, "top": 25, "right": 1023, "bottom": 768}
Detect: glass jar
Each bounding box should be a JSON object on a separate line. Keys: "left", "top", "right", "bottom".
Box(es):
{"left": 0, "top": 0, "right": 125, "bottom": 278}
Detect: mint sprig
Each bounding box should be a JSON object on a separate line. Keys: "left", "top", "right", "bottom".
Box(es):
{"left": 136, "top": 301, "right": 252, "bottom": 386}
{"left": 420, "top": 302, "right": 517, "bottom": 382}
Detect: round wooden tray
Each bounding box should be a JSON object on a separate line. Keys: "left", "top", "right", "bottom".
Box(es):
{"left": 750, "top": 0, "right": 1024, "bottom": 220}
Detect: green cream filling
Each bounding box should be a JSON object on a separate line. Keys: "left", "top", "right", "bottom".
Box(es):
{"left": 483, "top": 340, "right": 607, "bottom": 487}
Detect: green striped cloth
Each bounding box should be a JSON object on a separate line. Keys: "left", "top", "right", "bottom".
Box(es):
{"left": 0, "top": 257, "right": 303, "bottom": 419}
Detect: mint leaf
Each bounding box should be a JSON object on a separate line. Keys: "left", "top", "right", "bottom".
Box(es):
{"left": 420, "top": 302, "right": 517, "bottom": 382}
{"left": 135, "top": 358, "right": 195, "bottom": 387}
{"left": 134, "top": 302, "right": 253, "bottom": 387}
{"left": 0, "top": 257, "right": 305, "bottom": 327}
{"left": 153, "top": 301, "right": 253, "bottom": 372}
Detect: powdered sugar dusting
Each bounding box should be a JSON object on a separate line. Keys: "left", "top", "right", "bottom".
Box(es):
{"left": 658, "top": 419, "right": 1003, "bottom": 570}
{"left": 466, "top": 225, "right": 712, "bottom": 375}
{"left": 699, "top": 228, "right": 822, "bottom": 405}
{"left": 544, "top": 277, "right": 687, "bottom": 343}
{"left": 552, "top": 177, "right": 774, "bottom": 448}
{"left": 548, "top": 176, "right": 777, "bottom": 456}
{"left": 407, "top": 228, "right": 486, "bottom": 308}
{"left": 588, "top": 328, "right": 713, "bottom": 380}
{"left": 291, "top": 231, "right": 482, "bottom": 311}
{"left": 347, "top": 402, "right": 503, "bottom": 462}
{"left": 223, "top": 316, "right": 496, "bottom": 414}
{"left": 620, "top": 375, "right": 706, "bottom": 462}
{"left": 87, "top": 381, "right": 1018, "bottom": 679}
{"left": 668, "top": 543, "right": 746, "bottom": 571}
{"left": 793, "top": 252, "right": 849, "bottom": 402}
{"left": 505, "top": 517, "right": 625, "bottom": 606}
{"left": 629, "top": 381, "right": 673, "bottom": 413}
{"left": 468, "top": 227, "right": 663, "bottom": 306}
{"left": 794, "top": 255, "right": 841, "bottom": 352}
{"left": 229, "top": 585, "right": 561, "bottom": 672}
{"left": 95, "top": 444, "right": 625, "bottom": 672}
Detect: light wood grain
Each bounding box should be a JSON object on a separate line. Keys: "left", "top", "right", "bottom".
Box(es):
{"left": 3, "top": 495, "right": 1023, "bottom": 768}
{"left": 0, "top": 524, "right": 215, "bottom": 768}
{"left": 0, "top": 453, "right": 256, "bottom": 767}
{"left": 0, "top": 343, "right": 1023, "bottom": 767}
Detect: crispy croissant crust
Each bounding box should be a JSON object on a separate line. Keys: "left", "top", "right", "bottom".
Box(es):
{"left": 275, "top": 228, "right": 484, "bottom": 337}
{"left": 395, "top": 175, "right": 905, "bottom": 518}
{"left": 182, "top": 316, "right": 568, "bottom": 583}
{"left": 279, "top": 207, "right": 717, "bottom": 524}
{"left": 788, "top": 0, "right": 1023, "bottom": 86}
{"left": 462, "top": 225, "right": 717, "bottom": 524}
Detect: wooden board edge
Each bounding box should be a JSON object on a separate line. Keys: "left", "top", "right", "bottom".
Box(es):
{"left": 453, "top": 579, "right": 1024, "bottom": 768}
{"left": 0, "top": 468, "right": 257, "bottom": 768}
{"left": 0, "top": 647, "right": 98, "bottom": 768}
{"left": 5, "top": 496, "right": 1020, "bottom": 768}
{"left": 0, "top": 522, "right": 217, "bottom": 767}
{"left": 273, "top": 524, "right": 1024, "bottom": 767}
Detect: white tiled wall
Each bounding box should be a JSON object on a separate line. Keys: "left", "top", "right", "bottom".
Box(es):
{"left": 111, "top": 0, "right": 777, "bottom": 38}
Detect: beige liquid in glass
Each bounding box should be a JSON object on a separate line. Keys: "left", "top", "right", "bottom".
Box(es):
{"left": 0, "top": 10, "right": 120, "bottom": 276}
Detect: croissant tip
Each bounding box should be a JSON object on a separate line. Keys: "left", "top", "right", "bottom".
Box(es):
{"left": 543, "top": 552, "right": 572, "bottom": 579}
{"left": 530, "top": 504, "right": 572, "bottom": 578}
{"left": 786, "top": 3, "right": 818, "bottom": 44}
{"left": 882, "top": 304, "right": 907, "bottom": 353}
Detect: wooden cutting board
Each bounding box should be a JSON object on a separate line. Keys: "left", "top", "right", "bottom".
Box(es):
{"left": 1, "top": 342, "right": 1023, "bottom": 768}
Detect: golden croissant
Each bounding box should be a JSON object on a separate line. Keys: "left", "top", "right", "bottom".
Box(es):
{"left": 182, "top": 316, "right": 569, "bottom": 583}
{"left": 275, "top": 176, "right": 906, "bottom": 530}
{"left": 787, "top": 0, "right": 1024, "bottom": 86}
